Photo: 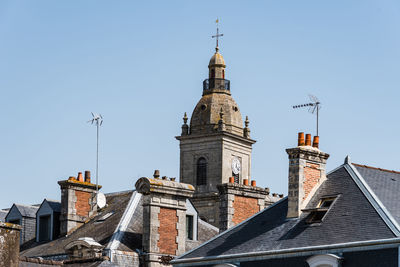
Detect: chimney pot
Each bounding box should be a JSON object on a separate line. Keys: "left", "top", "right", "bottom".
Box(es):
{"left": 229, "top": 177, "right": 235, "bottom": 183}
{"left": 305, "top": 134, "right": 312, "bottom": 146}
{"left": 162, "top": 176, "right": 167, "bottom": 180}
{"left": 153, "top": 170, "right": 160, "bottom": 179}
{"left": 170, "top": 177, "right": 176, "bottom": 181}
{"left": 298, "top": 132, "right": 305, "bottom": 146}
{"left": 84, "top": 171, "right": 91, "bottom": 183}
{"left": 279, "top": 194, "right": 284, "bottom": 198}
{"left": 265, "top": 187, "right": 270, "bottom": 195}
{"left": 272, "top": 193, "right": 277, "bottom": 197}
{"left": 251, "top": 180, "right": 256, "bottom": 187}
{"left": 68, "top": 176, "right": 76, "bottom": 181}
{"left": 312, "top": 136, "right": 319, "bottom": 148}
{"left": 77, "top": 172, "right": 84, "bottom": 182}
{"left": 243, "top": 179, "right": 249, "bottom": 186}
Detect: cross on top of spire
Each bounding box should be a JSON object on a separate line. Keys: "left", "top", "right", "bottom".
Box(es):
{"left": 212, "top": 19, "right": 223, "bottom": 52}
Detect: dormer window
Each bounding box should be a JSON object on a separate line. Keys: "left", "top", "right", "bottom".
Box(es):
{"left": 303, "top": 196, "right": 337, "bottom": 224}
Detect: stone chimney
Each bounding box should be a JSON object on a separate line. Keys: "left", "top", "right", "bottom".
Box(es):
{"left": 286, "top": 133, "right": 329, "bottom": 218}
{"left": 0, "top": 222, "right": 21, "bottom": 267}
{"left": 135, "top": 172, "right": 194, "bottom": 266}
{"left": 218, "top": 179, "right": 268, "bottom": 232}
{"left": 58, "top": 171, "right": 101, "bottom": 236}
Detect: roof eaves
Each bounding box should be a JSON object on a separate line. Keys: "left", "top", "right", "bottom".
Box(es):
{"left": 173, "top": 196, "right": 288, "bottom": 262}
{"left": 344, "top": 163, "right": 400, "bottom": 236}
{"left": 172, "top": 237, "right": 400, "bottom": 266}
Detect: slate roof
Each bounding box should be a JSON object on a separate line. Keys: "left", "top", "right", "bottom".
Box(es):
{"left": 353, "top": 163, "right": 400, "bottom": 224}
{"left": 14, "top": 204, "right": 39, "bottom": 218}
{"left": 178, "top": 164, "right": 396, "bottom": 259}
{"left": 0, "top": 210, "right": 7, "bottom": 221}
{"left": 21, "top": 190, "right": 134, "bottom": 257}
{"left": 45, "top": 199, "right": 61, "bottom": 212}
{"left": 21, "top": 189, "right": 218, "bottom": 259}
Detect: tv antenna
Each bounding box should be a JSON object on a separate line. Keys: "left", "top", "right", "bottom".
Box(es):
{"left": 88, "top": 113, "right": 103, "bottom": 193}
{"left": 293, "top": 94, "right": 321, "bottom": 136}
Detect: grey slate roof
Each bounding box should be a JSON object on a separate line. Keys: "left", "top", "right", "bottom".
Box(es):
{"left": 179, "top": 165, "right": 395, "bottom": 259}
{"left": 0, "top": 210, "right": 7, "bottom": 221}
{"left": 45, "top": 199, "right": 61, "bottom": 212}
{"left": 353, "top": 163, "right": 400, "bottom": 224}
{"left": 21, "top": 189, "right": 219, "bottom": 259}
{"left": 21, "top": 190, "right": 134, "bottom": 257}
{"left": 15, "top": 204, "right": 39, "bottom": 218}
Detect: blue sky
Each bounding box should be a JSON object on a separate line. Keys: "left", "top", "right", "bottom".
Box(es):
{"left": 1, "top": 1, "right": 400, "bottom": 209}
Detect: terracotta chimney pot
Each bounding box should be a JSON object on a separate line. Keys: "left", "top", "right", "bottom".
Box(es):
{"left": 243, "top": 179, "right": 249, "bottom": 186}
{"left": 312, "top": 136, "right": 319, "bottom": 148}
{"left": 305, "top": 134, "right": 312, "bottom": 146}
{"left": 298, "top": 132, "right": 305, "bottom": 146}
{"left": 251, "top": 180, "right": 256, "bottom": 187}
{"left": 229, "top": 177, "right": 235, "bottom": 183}
{"left": 77, "top": 172, "right": 84, "bottom": 182}
{"left": 84, "top": 171, "right": 91, "bottom": 183}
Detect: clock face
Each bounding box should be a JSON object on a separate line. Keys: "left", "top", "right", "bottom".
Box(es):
{"left": 232, "top": 157, "right": 241, "bottom": 175}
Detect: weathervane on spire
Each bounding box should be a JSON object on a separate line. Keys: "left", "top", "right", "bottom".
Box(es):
{"left": 212, "top": 18, "right": 223, "bottom": 51}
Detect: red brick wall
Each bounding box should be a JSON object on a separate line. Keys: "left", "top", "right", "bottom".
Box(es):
{"left": 303, "top": 163, "right": 321, "bottom": 200}
{"left": 232, "top": 196, "right": 259, "bottom": 225}
{"left": 157, "top": 208, "right": 178, "bottom": 255}
{"left": 75, "top": 190, "right": 91, "bottom": 217}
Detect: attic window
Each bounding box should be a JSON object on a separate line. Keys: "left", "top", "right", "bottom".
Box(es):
{"left": 95, "top": 211, "right": 114, "bottom": 223}
{"left": 304, "top": 196, "right": 337, "bottom": 224}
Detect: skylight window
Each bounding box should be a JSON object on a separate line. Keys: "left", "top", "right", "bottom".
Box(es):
{"left": 303, "top": 196, "right": 337, "bottom": 224}
{"left": 95, "top": 211, "right": 114, "bottom": 223}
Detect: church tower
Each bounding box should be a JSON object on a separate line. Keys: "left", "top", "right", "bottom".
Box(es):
{"left": 176, "top": 37, "right": 256, "bottom": 226}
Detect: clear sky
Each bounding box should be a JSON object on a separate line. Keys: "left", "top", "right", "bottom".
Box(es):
{"left": 1, "top": 1, "right": 400, "bottom": 209}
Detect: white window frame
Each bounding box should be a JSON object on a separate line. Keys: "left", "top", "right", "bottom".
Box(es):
{"left": 307, "top": 254, "right": 341, "bottom": 267}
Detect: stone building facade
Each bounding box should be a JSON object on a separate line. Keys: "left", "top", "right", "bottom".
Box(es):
{"left": 176, "top": 45, "right": 279, "bottom": 228}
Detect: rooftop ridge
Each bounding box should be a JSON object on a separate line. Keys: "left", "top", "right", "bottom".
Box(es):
{"left": 352, "top": 163, "right": 400, "bottom": 175}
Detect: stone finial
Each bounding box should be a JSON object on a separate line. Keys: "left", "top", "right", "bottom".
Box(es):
{"left": 218, "top": 108, "right": 226, "bottom": 132}
{"left": 183, "top": 112, "right": 188, "bottom": 124}
{"left": 181, "top": 112, "right": 189, "bottom": 136}
{"left": 243, "top": 116, "right": 250, "bottom": 138}
{"left": 344, "top": 155, "right": 351, "bottom": 164}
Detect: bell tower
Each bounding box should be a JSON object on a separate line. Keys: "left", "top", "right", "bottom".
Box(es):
{"left": 176, "top": 31, "right": 256, "bottom": 227}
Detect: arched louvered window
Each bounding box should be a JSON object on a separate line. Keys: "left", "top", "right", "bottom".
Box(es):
{"left": 197, "top": 157, "right": 207, "bottom": 185}
{"left": 210, "top": 69, "right": 215, "bottom": 78}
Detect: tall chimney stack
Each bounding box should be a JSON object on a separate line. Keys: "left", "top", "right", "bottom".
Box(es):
{"left": 286, "top": 133, "right": 329, "bottom": 218}
{"left": 58, "top": 172, "right": 101, "bottom": 236}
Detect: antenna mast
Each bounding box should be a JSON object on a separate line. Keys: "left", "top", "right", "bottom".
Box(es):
{"left": 88, "top": 113, "right": 103, "bottom": 193}
{"left": 293, "top": 94, "right": 321, "bottom": 136}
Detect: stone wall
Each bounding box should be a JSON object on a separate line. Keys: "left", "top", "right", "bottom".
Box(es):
{"left": 178, "top": 133, "right": 255, "bottom": 227}
{"left": 22, "top": 217, "right": 36, "bottom": 244}
{"left": 0, "top": 222, "right": 21, "bottom": 267}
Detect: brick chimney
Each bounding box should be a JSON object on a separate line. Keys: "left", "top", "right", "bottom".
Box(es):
{"left": 58, "top": 171, "right": 101, "bottom": 236}
{"left": 286, "top": 133, "right": 329, "bottom": 218}
{"left": 135, "top": 172, "right": 195, "bottom": 265}
{"left": 218, "top": 179, "right": 268, "bottom": 232}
